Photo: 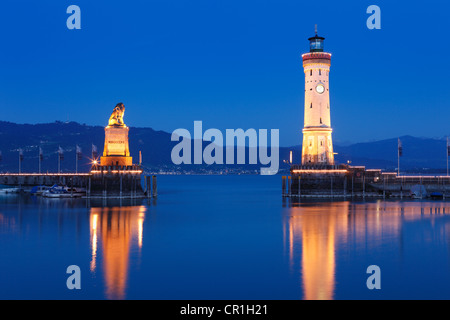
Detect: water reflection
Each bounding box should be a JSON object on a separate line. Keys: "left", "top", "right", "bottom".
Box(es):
{"left": 0, "top": 195, "right": 149, "bottom": 300}
{"left": 284, "top": 200, "right": 450, "bottom": 300}
{"left": 0, "top": 212, "right": 17, "bottom": 234}
{"left": 90, "top": 205, "right": 146, "bottom": 300}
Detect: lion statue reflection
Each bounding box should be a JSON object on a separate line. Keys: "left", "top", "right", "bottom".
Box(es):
{"left": 108, "top": 102, "right": 126, "bottom": 127}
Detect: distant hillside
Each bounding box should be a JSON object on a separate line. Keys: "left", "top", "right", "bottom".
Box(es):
{"left": 0, "top": 121, "right": 174, "bottom": 173}
{"left": 280, "top": 136, "right": 449, "bottom": 172}
{"left": 0, "top": 121, "right": 447, "bottom": 173}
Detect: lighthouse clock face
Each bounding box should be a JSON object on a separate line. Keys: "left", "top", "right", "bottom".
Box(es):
{"left": 316, "top": 84, "right": 325, "bottom": 94}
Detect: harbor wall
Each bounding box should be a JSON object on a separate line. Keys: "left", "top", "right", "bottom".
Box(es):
{"left": 0, "top": 174, "right": 89, "bottom": 188}
{"left": 286, "top": 165, "right": 450, "bottom": 198}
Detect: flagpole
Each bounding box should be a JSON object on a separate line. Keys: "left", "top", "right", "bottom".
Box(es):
{"left": 447, "top": 136, "right": 449, "bottom": 176}
{"left": 58, "top": 147, "right": 60, "bottom": 174}
{"left": 76, "top": 146, "right": 78, "bottom": 174}
{"left": 398, "top": 140, "right": 400, "bottom": 176}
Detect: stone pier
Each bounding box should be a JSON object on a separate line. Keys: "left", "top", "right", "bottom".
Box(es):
{"left": 285, "top": 164, "right": 450, "bottom": 198}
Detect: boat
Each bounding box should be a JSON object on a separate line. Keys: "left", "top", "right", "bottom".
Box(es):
{"left": 40, "top": 184, "right": 86, "bottom": 198}
{"left": 65, "top": 187, "right": 86, "bottom": 197}
{"left": 430, "top": 192, "right": 444, "bottom": 200}
{"left": 410, "top": 184, "right": 428, "bottom": 199}
{"left": 30, "top": 185, "right": 51, "bottom": 195}
{"left": 0, "top": 187, "right": 21, "bottom": 194}
{"left": 42, "top": 185, "right": 72, "bottom": 198}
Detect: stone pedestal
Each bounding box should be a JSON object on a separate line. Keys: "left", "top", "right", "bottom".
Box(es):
{"left": 100, "top": 126, "right": 133, "bottom": 166}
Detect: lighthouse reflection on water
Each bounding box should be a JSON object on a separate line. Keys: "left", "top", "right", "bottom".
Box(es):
{"left": 283, "top": 199, "right": 450, "bottom": 300}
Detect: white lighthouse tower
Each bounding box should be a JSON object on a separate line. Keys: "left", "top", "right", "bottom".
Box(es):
{"left": 301, "top": 27, "right": 335, "bottom": 166}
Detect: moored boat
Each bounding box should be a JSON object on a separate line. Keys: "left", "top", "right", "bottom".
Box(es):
{"left": 30, "top": 185, "right": 51, "bottom": 195}
{"left": 0, "top": 187, "right": 21, "bottom": 194}
{"left": 430, "top": 192, "right": 444, "bottom": 200}
{"left": 65, "top": 187, "right": 86, "bottom": 197}
{"left": 41, "top": 185, "right": 86, "bottom": 198}
{"left": 410, "top": 184, "right": 428, "bottom": 199}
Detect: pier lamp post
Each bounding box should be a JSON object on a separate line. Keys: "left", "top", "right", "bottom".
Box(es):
{"left": 447, "top": 136, "right": 449, "bottom": 176}
{"left": 57, "top": 146, "right": 64, "bottom": 174}
{"left": 18, "top": 149, "right": 23, "bottom": 174}
{"left": 91, "top": 159, "right": 98, "bottom": 171}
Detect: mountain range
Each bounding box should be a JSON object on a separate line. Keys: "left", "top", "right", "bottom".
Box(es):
{"left": 0, "top": 121, "right": 447, "bottom": 174}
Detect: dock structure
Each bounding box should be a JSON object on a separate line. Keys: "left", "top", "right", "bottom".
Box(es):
{"left": 89, "top": 164, "right": 145, "bottom": 198}
{"left": 0, "top": 173, "right": 90, "bottom": 188}
{"left": 284, "top": 164, "right": 450, "bottom": 199}
{"left": 0, "top": 171, "right": 157, "bottom": 199}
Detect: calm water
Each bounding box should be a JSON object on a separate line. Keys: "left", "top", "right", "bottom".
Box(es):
{"left": 0, "top": 175, "right": 449, "bottom": 300}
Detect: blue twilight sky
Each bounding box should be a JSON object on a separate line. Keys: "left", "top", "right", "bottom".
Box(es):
{"left": 0, "top": 0, "right": 449, "bottom": 146}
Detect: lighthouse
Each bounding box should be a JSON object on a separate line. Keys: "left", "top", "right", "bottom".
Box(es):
{"left": 301, "top": 27, "right": 334, "bottom": 166}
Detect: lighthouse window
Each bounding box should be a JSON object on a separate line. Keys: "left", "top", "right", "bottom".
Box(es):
{"left": 310, "top": 70, "right": 312, "bottom": 76}
{"left": 310, "top": 103, "right": 312, "bottom": 108}
{"left": 320, "top": 117, "right": 322, "bottom": 124}
{"left": 319, "top": 69, "right": 321, "bottom": 75}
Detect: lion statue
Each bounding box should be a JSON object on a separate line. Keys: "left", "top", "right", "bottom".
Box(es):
{"left": 108, "top": 102, "right": 126, "bottom": 126}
